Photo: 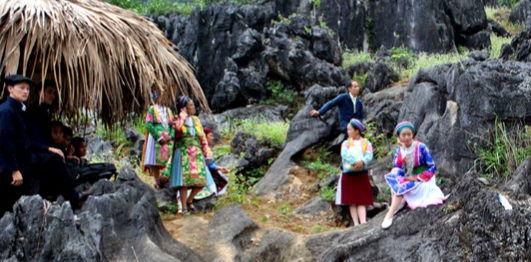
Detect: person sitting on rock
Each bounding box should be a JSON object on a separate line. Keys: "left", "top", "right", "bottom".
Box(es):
{"left": 335, "top": 119, "right": 374, "bottom": 226}
{"left": 309, "top": 80, "right": 365, "bottom": 140}
{"left": 141, "top": 91, "right": 174, "bottom": 189}
{"left": 381, "top": 121, "right": 447, "bottom": 229}
{"left": 50, "top": 121, "right": 65, "bottom": 148}
{"left": 68, "top": 137, "right": 89, "bottom": 167}
{"left": 165, "top": 95, "right": 216, "bottom": 215}
{"left": 204, "top": 128, "right": 229, "bottom": 195}
{"left": 25, "top": 80, "right": 58, "bottom": 146}
{"left": 0, "top": 75, "right": 91, "bottom": 217}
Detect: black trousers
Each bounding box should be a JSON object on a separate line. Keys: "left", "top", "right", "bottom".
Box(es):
{"left": 0, "top": 171, "right": 25, "bottom": 218}
{"left": 28, "top": 152, "right": 80, "bottom": 206}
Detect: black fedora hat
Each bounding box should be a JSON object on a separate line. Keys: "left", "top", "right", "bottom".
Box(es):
{"left": 3, "top": 75, "right": 36, "bottom": 88}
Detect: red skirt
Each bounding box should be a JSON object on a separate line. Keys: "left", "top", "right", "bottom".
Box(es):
{"left": 339, "top": 170, "right": 373, "bottom": 205}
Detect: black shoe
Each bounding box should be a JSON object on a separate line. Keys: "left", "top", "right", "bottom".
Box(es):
{"left": 78, "top": 186, "right": 95, "bottom": 202}
{"left": 187, "top": 202, "right": 197, "bottom": 213}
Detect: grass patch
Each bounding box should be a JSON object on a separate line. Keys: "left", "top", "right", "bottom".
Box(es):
{"left": 213, "top": 144, "right": 232, "bottom": 160}
{"left": 222, "top": 118, "right": 290, "bottom": 148}
{"left": 401, "top": 52, "right": 467, "bottom": 79}
{"left": 301, "top": 148, "right": 339, "bottom": 181}
{"left": 342, "top": 48, "right": 468, "bottom": 81}
{"left": 485, "top": 6, "right": 498, "bottom": 20}
{"left": 216, "top": 170, "right": 259, "bottom": 209}
{"left": 485, "top": 6, "right": 526, "bottom": 35}
{"left": 471, "top": 118, "right": 531, "bottom": 181}
{"left": 105, "top": 0, "right": 257, "bottom": 16}
{"left": 342, "top": 51, "right": 374, "bottom": 67}
{"left": 489, "top": 34, "right": 512, "bottom": 58}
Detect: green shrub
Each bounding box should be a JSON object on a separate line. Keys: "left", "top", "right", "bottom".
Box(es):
{"left": 364, "top": 121, "right": 393, "bottom": 160}
{"left": 261, "top": 80, "right": 301, "bottom": 107}
{"left": 471, "top": 118, "right": 531, "bottom": 181}
{"left": 320, "top": 185, "right": 335, "bottom": 201}
{"left": 272, "top": 14, "right": 292, "bottom": 25}
{"left": 498, "top": 0, "right": 519, "bottom": 8}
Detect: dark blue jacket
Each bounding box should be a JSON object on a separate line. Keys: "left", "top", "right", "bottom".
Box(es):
{"left": 318, "top": 93, "right": 365, "bottom": 132}
{"left": 0, "top": 97, "right": 47, "bottom": 175}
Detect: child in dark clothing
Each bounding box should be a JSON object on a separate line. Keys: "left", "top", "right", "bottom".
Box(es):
{"left": 50, "top": 121, "right": 64, "bottom": 148}
{"left": 69, "top": 137, "right": 88, "bottom": 167}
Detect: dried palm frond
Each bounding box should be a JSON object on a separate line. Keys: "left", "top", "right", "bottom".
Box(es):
{"left": 0, "top": 0, "right": 209, "bottom": 124}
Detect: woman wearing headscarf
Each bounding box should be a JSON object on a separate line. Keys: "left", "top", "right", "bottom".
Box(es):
{"left": 141, "top": 91, "right": 174, "bottom": 188}
{"left": 335, "top": 119, "right": 374, "bottom": 226}
{"left": 167, "top": 96, "right": 215, "bottom": 214}
{"left": 381, "top": 121, "right": 447, "bottom": 229}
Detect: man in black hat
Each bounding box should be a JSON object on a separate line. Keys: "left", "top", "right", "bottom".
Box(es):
{"left": 0, "top": 75, "right": 41, "bottom": 216}
{"left": 0, "top": 75, "right": 89, "bottom": 217}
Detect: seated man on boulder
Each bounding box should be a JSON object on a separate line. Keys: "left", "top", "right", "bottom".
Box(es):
{"left": 309, "top": 80, "right": 365, "bottom": 142}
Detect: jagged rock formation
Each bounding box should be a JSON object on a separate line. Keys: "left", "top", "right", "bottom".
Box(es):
{"left": 150, "top": 0, "right": 489, "bottom": 111}
{"left": 510, "top": 0, "right": 531, "bottom": 27}
{"left": 171, "top": 159, "right": 531, "bottom": 261}
{"left": 0, "top": 168, "right": 204, "bottom": 262}
{"left": 400, "top": 59, "right": 531, "bottom": 176}
{"left": 152, "top": 3, "right": 348, "bottom": 112}
{"left": 501, "top": 25, "right": 531, "bottom": 61}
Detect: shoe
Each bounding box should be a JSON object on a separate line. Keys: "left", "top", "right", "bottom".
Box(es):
{"left": 187, "top": 202, "right": 197, "bottom": 213}
{"left": 381, "top": 218, "right": 393, "bottom": 229}
{"left": 78, "top": 187, "right": 95, "bottom": 202}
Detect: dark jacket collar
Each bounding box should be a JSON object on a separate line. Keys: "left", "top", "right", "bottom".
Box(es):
{"left": 6, "top": 97, "right": 26, "bottom": 112}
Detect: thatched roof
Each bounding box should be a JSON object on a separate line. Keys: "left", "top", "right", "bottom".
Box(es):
{"left": 0, "top": 0, "right": 209, "bottom": 123}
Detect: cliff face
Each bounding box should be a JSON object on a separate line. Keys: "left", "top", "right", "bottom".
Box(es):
{"left": 150, "top": 0, "right": 490, "bottom": 112}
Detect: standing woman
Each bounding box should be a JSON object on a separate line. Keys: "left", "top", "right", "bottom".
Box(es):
{"left": 381, "top": 121, "right": 447, "bottom": 229}
{"left": 141, "top": 92, "right": 174, "bottom": 188}
{"left": 335, "top": 119, "right": 374, "bottom": 226}
{"left": 168, "top": 96, "right": 214, "bottom": 214}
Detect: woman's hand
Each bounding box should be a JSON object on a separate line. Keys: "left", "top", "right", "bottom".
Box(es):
{"left": 159, "top": 137, "right": 171, "bottom": 145}
{"left": 353, "top": 160, "right": 364, "bottom": 170}
{"left": 397, "top": 137, "right": 405, "bottom": 149}
{"left": 217, "top": 166, "right": 229, "bottom": 173}
{"left": 67, "top": 155, "right": 81, "bottom": 165}
{"left": 179, "top": 107, "right": 188, "bottom": 119}
{"left": 406, "top": 176, "right": 418, "bottom": 182}
{"left": 48, "top": 147, "right": 65, "bottom": 162}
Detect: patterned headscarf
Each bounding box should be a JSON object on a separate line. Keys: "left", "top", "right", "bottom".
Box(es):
{"left": 394, "top": 121, "right": 416, "bottom": 136}
{"left": 176, "top": 95, "right": 188, "bottom": 112}
{"left": 349, "top": 118, "right": 365, "bottom": 133}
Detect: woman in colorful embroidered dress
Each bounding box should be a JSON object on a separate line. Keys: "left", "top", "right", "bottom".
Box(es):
{"left": 167, "top": 96, "right": 215, "bottom": 214}
{"left": 335, "top": 119, "right": 374, "bottom": 226}
{"left": 381, "top": 121, "right": 447, "bottom": 229}
{"left": 141, "top": 92, "right": 175, "bottom": 188}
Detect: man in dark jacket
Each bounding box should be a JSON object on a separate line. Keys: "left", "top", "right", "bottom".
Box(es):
{"left": 0, "top": 75, "right": 44, "bottom": 216}
{"left": 310, "top": 80, "right": 365, "bottom": 133}
{"left": 0, "top": 75, "right": 89, "bottom": 217}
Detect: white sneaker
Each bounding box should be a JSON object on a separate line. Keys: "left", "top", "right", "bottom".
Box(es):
{"left": 381, "top": 218, "right": 393, "bottom": 229}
